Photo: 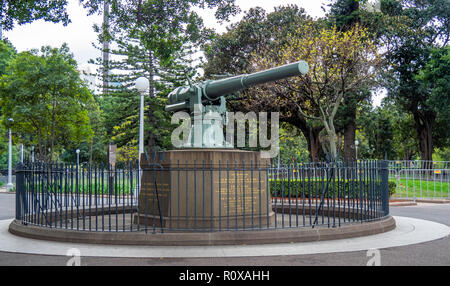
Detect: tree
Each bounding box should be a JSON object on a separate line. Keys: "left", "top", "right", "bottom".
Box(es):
{"left": 0, "top": 44, "right": 94, "bottom": 162}
{"left": 357, "top": 102, "right": 397, "bottom": 159}
{"left": 0, "top": 39, "right": 15, "bottom": 75}
{"left": 326, "top": 0, "right": 393, "bottom": 161}
{"left": 60, "top": 94, "right": 107, "bottom": 164}
{"left": 0, "top": 39, "right": 15, "bottom": 167}
{"left": 392, "top": 113, "right": 419, "bottom": 160}
{"left": 327, "top": 0, "right": 364, "bottom": 161}
{"left": 0, "top": 0, "right": 71, "bottom": 38}
{"left": 416, "top": 46, "right": 450, "bottom": 152}
{"left": 379, "top": 0, "right": 450, "bottom": 162}
{"left": 87, "top": 0, "right": 239, "bottom": 152}
{"left": 203, "top": 6, "right": 305, "bottom": 76}
{"left": 279, "top": 124, "right": 310, "bottom": 163}
{"left": 251, "top": 22, "right": 380, "bottom": 160}
{"left": 327, "top": 0, "right": 361, "bottom": 31}
{"left": 202, "top": 6, "right": 328, "bottom": 161}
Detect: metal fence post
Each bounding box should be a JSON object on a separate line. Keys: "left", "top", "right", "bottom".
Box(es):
{"left": 381, "top": 160, "right": 390, "bottom": 216}
{"left": 15, "top": 163, "right": 25, "bottom": 221}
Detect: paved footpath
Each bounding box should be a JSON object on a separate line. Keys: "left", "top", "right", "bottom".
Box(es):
{"left": 0, "top": 193, "right": 448, "bottom": 266}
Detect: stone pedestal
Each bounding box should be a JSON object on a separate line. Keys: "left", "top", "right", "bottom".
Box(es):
{"left": 134, "top": 149, "right": 274, "bottom": 230}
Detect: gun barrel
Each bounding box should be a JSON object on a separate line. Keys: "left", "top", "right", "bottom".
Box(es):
{"left": 204, "top": 61, "right": 308, "bottom": 99}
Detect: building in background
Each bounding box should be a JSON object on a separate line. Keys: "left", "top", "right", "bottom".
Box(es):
{"left": 78, "top": 63, "right": 99, "bottom": 94}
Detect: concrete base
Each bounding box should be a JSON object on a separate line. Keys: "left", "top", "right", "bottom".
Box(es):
{"left": 134, "top": 212, "right": 275, "bottom": 230}
{"left": 391, "top": 198, "right": 450, "bottom": 204}
{"left": 8, "top": 216, "right": 395, "bottom": 246}
{"left": 390, "top": 202, "right": 418, "bottom": 207}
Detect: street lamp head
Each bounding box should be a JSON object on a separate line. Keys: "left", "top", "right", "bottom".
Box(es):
{"left": 135, "top": 77, "right": 149, "bottom": 93}
{"left": 76, "top": 149, "right": 80, "bottom": 154}
{"left": 355, "top": 140, "right": 359, "bottom": 146}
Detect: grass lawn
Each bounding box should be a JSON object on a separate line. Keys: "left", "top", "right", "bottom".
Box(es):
{"left": 392, "top": 178, "right": 450, "bottom": 198}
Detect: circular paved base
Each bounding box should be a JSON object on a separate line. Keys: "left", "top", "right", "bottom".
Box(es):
{"left": 8, "top": 216, "right": 395, "bottom": 246}
{"left": 1, "top": 216, "right": 449, "bottom": 258}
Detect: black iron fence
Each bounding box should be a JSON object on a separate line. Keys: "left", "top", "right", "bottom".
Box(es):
{"left": 15, "top": 159, "right": 390, "bottom": 233}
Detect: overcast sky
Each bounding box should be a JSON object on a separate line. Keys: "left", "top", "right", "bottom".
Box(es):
{"left": 3, "top": 0, "right": 329, "bottom": 65}
{"left": 2, "top": 0, "right": 384, "bottom": 105}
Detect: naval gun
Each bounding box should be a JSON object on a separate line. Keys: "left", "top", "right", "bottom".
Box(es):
{"left": 165, "top": 61, "right": 309, "bottom": 148}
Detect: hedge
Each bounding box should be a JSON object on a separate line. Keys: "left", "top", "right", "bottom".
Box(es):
{"left": 269, "top": 179, "right": 396, "bottom": 198}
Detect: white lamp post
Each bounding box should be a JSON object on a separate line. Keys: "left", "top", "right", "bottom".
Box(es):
{"left": 76, "top": 149, "right": 80, "bottom": 168}
{"left": 355, "top": 140, "right": 359, "bottom": 161}
{"left": 6, "top": 118, "right": 14, "bottom": 191}
{"left": 135, "top": 77, "right": 149, "bottom": 166}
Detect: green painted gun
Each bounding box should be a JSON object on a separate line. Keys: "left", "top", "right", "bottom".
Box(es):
{"left": 165, "top": 61, "right": 309, "bottom": 148}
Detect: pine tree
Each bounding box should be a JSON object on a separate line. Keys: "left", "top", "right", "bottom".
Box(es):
{"left": 87, "top": 0, "right": 235, "bottom": 154}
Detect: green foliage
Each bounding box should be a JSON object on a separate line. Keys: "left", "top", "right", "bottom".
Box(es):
{"left": 416, "top": 46, "right": 450, "bottom": 149}
{"left": 357, "top": 99, "right": 423, "bottom": 160}
{"left": 379, "top": 0, "right": 450, "bottom": 160}
{"left": 389, "top": 107, "right": 420, "bottom": 160}
{"left": 279, "top": 125, "right": 310, "bottom": 163}
{"left": 269, "top": 178, "right": 396, "bottom": 198}
{"left": 0, "top": 144, "right": 20, "bottom": 170}
{"left": 0, "top": 39, "right": 16, "bottom": 167}
{"left": 433, "top": 147, "right": 450, "bottom": 161}
{"left": 0, "top": 1, "right": 70, "bottom": 31}
{"left": 357, "top": 103, "right": 395, "bottom": 159}
{"left": 59, "top": 96, "right": 106, "bottom": 164}
{"left": 203, "top": 6, "right": 327, "bottom": 161}
{"left": 81, "top": 0, "right": 240, "bottom": 23}
{"left": 203, "top": 5, "right": 309, "bottom": 76}
{"left": 388, "top": 181, "right": 397, "bottom": 196}
{"left": 0, "top": 39, "right": 15, "bottom": 75}
{"left": 88, "top": 0, "right": 240, "bottom": 153}
{"left": 327, "top": 0, "right": 362, "bottom": 30}
{"left": 0, "top": 44, "right": 94, "bottom": 162}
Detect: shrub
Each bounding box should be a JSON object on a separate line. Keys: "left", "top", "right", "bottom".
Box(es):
{"left": 388, "top": 181, "right": 396, "bottom": 197}
{"left": 270, "top": 179, "right": 395, "bottom": 199}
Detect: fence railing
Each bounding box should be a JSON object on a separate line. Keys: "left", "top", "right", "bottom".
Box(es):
{"left": 390, "top": 168, "right": 449, "bottom": 200}
{"left": 15, "top": 159, "right": 390, "bottom": 233}
{"left": 388, "top": 160, "right": 450, "bottom": 170}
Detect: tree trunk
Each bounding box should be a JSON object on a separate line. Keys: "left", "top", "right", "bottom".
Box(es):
{"left": 410, "top": 109, "right": 435, "bottom": 170}
{"left": 343, "top": 116, "right": 356, "bottom": 161}
{"left": 327, "top": 131, "right": 338, "bottom": 161}
{"left": 414, "top": 113, "right": 434, "bottom": 169}
{"left": 286, "top": 115, "right": 323, "bottom": 162}
{"left": 102, "top": 1, "right": 110, "bottom": 96}
{"left": 307, "top": 127, "right": 322, "bottom": 162}
{"left": 418, "top": 125, "right": 433, "bottom": 161}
